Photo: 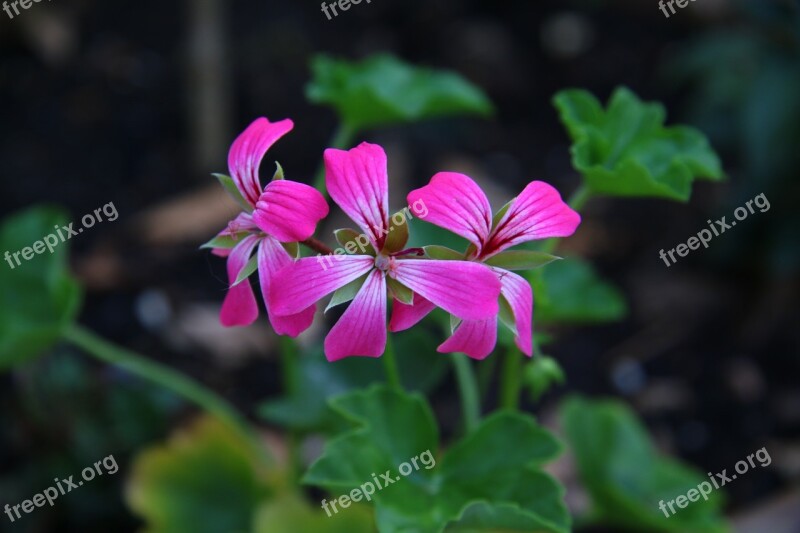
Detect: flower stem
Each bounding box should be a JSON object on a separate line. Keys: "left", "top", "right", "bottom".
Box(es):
{"left": 500, "top": 346, "right": 523, "bottom": 411}
{"left": 279, "top": 336, "right": 303, "bottom": 482}
{"left": 312, "top": 123, "right": 357, "bottom": 195}
{"left": 62, "top": 324, "right": 269, "bottom": 464}
{"left": 383, "top": 334, "right": 402, "bottom": 391}
{"left": 452, "top": 354, "right": 480, "bottom": 433}
{"left": 301, "top": 237, "right": 334, "bottom": 255}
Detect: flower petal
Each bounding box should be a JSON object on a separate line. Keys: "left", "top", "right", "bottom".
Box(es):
{"left": 257, "top": 236, "right": 315, "bottom": 337}
{"left": 253, "top": 180, "right": 329, "bottom": 242}
{"left": 438, "top": 317, "right": 498, "bottom": 360}
{"left": 499, "top": 269, "right": 533, "bottom": 356}
{"left": 220, "top": 235, "right": 261, "bottom": 327}
{"left": 228, "top": 117, "right": 294, "bottom": 207}
{"left": 392, "top": 259, "right": 500, "bottom": 321}
{"left": 483, "top": 181, "right": 580, "bottom": 257}
{"left": 388, "top": 293, "right": 436, "bottom": 332}
{"left": 324, "top": 270, "right": 387, "bottom": 361}
{"left": 324, "top": 143, "right": 389, "bottom": 250}
{"left": 269, "top": 255, "right": 375, "bottom": 317}
{"left": 407, "top": 172, "right": 493, "bottom": 254}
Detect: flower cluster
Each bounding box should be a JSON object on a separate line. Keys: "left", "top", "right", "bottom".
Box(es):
{"left": 209, "top": 118, "right": 580, "bottom": 361}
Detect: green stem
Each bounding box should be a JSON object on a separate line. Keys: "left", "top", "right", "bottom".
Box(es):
{"left": 312, "top": 124, "right": 357, "bottom": 195}
{"left": 500, "top": 346, "right": 523, "bottom": 411}
{"left": 452, "top": 355, "right": 480, "bottom": 433}
{"left": 383, "top": 334, "right": 402, "bottom": 391}
{"left": 63, "top": 324, "right": 269, "bottom": 464}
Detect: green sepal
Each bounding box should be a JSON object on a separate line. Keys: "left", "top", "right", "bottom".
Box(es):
{"left": 232, "top": 254, "right": 258, "bottom": 287}
{"left": 272, "top": 162, "right": 285, "bottom": 181}
{"left": 213, "top": 173, "right": 252, "bottom": 213}
{"left": 387, "top": 277, "right": 413, "bottom": 305}
{"left": 486, "top": 250, "right": 561, "bottom": 271}
{"left": 381, "top": 210, "right": 410, "bottom": 254}
{"left": 423, "top": 245, "right": 464, "bottom": 260}
{"left": 334, "top": 228, "right": 374, "bottom": 256}
{"left": 325, "top": 274, "right": 368, "bottom": 313}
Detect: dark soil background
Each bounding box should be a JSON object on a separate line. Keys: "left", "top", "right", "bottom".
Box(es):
{"left": 1, "top": 0, "right": 798, "bottom": 531}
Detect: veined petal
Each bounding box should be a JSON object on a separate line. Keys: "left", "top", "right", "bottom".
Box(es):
{"left": 324, "top": 270, "right": 387, "bottom": 361}
{"left": 324, "top": 143, "right": 389, "bottom": 250}
{"left": 407, "top": 172, "right": 492, "bottom": 254}
{"left": 438, "top": 317, "right": 498, "bottom": 360}
{"left": 269, "top": 255, "right": 375, "bottom": 317}
{"left": 392, "top": 259, "right": 500, "bottom": 321}
{"left": 253, "top": 180, "right": 329, "bottom": 243}
{"left": 499, "top": 269, "right": 533, "bottom": 356}
{"left": 228, "top": 117, "right": 294, "bottom": 207}
{"left": 257, "top": 236, "right": 315, "bottom": 337}
{"left": 388, "top": 293, "right": 436, "bottom": 332}
{"left": 220, "top": 235, "right": 261, "bottom": 327}
{"left": 484, "top": 181, "right": 580, "bottom": 258}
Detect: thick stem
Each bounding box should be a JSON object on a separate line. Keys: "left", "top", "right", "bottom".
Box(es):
{"left": 383, "top": 334, "right": 402, "bottom": 391}
{"left": 63, "top": 325, "right": 269, "bottom": 464}
{"left": 312, "top": 124, "right": 357, "bottom": 195}
{"left": 301, "top": 237, "right": 334, "bottom": 255}
{"left": 500, "top": 346, "right": 523, "bottom": 411}
{"left": 452, "top": 354, "right": 480, "bottom": 433}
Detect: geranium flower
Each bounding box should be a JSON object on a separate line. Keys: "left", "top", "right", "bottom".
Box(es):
{"left": 391, "top": 172, "right": 580, "bottom": 359}
{"left": 208, "top": 118, "right": 328, "bottom": 336}
{"left": 268, "top": 143, "right": 502, "bottom": 361}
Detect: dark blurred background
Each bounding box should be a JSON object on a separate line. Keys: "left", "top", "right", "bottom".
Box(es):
{"left": 1, "top": 0, "right": 798, "bottom": 531}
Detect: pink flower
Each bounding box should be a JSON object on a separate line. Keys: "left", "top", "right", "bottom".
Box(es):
{"left": 210, "top": 118, "right": 328, "bottom": 336}
{"left": 268, "top": 143, "right": 502, "bottom": 362}
{"left": 391, "top": 172, "right": 581, "bottom": 359}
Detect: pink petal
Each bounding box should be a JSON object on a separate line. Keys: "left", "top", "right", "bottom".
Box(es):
{"left": 257, "top": 236, "right": 315, "bottom": 337}
{"left": 407, "top": 172, "right": 493, "bottom": 254}
{"left": 269, "top": 255, "right": 375, "bottom": 317}
{"left": 483, "top": 181, "right": 580, "bottom": 258}
{"left": 253, "top": 180, "right": 329, "bottom": 243}
{"left": 438, "top": 317, "right": 498, "bottom": 360}
{"left": 498, "top": 269, "right": 533, "bottom": 356}
{"left": 388, "top": 293, "right": 436, "bottom": 332}
{"left": 212, "top": 213, "right": 258, "bottom": 257}
{"left": 228, "top": 118, "right": 294, "bottom": 207}
{"left": 392, "top": 259, "right": 500, "bottom": 321}
{"left": 220, "top": 235, "right": 261, "bottom": 327}
{"left": 324, "top": 270, "right": 387, "bottom": 361}
{"left": 324, "top": 143, "right": 389, "bottom": 251}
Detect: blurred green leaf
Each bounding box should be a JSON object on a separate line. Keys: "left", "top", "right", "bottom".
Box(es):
{"left": 304, "top": 386, "right": 568, "bottom": 533}
{"left": 561, "top": 396, "right": 728, "bottom": 533}
{"left": 0, "top": 207, "right": 82, "bottom": 370}
{"left": 531, "top": 257, "right": 627, "bottom": 325}
{"left": 127, "top": 417, "right": 272, "bottom": 533}
{"left": 523, "top": 356, "right": 566, "bottom": 402}
{"left": 255, "top": 494, "right": 375, "bottom": 533}
{"left": 258, "top": 329, "right": 448, "bottom": 433}
{"left": 554, "top": 87, "right": 723, "bottom": 201}
{"left": 307, "top": 54, "right": 493, "bottom": 131}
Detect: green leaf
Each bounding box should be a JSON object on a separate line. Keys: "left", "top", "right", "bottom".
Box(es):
{"left": 531, "top": 257, "right": 627, "bottom": 325}
{"left": 382, "top": 210, "right": 410, "bottom": 255}
{"left": 0, "top": 207, "right": 82, "bottom": 369}
{"left": 335, "top": 228, "right": 374, "bottom": 256}
{"left": 254, "top": 494, "right": 375, "bottom": 533}
{"left": 213, "top": 173, "right": 252, "bottom": 212}
{"left": 232, "top": 253, "right": 259, "bottom": 286}
{"left": 561, "top": 397, "right": 729, "bottom": 533}
{"left": 485, "top": 251, "right": 561, "bottom": 271}
{"left": 258, "top": 334, "right": 448, "bottom": 433}
{"left": 304, "top": 387, "right": 569, "bottom": 533}
{"left": 326, "top": 274, "right": 369, "bottom": 313}
{"left": 127, "top": 416, "right": 272, "bottom": 533}
{"left": 307, "top": 54, "right": 493, "bottom": 131}
{"left": 424, "top": 245, "right": 465, "bottom": 260}
{"left": 554, "top": 87, "right": 724, "bottom": 201}
{"left": 524, "top": 356, "right": 566, "bottom": 402}
{"left": 199, "top": 233, "right": 248, "bottom": 251}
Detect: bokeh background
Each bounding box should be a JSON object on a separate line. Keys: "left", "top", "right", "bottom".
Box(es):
{"left": 1, "top": 0, "right": 798, "bottom": 531}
